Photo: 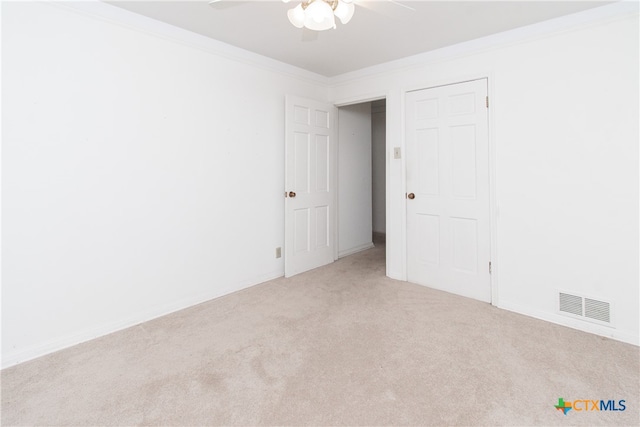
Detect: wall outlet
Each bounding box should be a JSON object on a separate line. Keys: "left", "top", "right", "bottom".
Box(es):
{"left": 275, "top": 247, "right": 282, "bottom": 258}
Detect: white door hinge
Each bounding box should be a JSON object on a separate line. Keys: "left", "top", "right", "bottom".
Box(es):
{"left": 489, "top": 261, "right": 492, "bottom": 274}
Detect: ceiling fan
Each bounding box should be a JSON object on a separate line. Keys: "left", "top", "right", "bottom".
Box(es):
{"left": 208, "top": 0, "right": 415, "bottom": 32}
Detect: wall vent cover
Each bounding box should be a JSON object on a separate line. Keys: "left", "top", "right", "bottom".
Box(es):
{"left": 558, "top": 291, "right": 612, "bottom": 327}
{"left": 585, "top": 298, "right": 610, "bottom": 323}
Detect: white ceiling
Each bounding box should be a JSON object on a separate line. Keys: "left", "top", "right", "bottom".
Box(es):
{"left": 106, "top": 0, "right": 612, "bottom": 77}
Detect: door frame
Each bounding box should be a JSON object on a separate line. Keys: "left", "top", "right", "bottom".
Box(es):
{"left": 402, "top": 74, "right": 499, "bottom": 306}
{"left": 334, "top": 92, "right": 390, "bottom": 273}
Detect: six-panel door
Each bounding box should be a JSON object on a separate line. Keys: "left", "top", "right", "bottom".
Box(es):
{"left": 285, "top": 96, "right": 335, "bottom": 277}
{"left": 405, "top": 79, "right": 491, "bottom": 302}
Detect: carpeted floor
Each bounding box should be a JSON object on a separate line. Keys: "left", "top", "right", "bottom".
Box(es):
{"left": 1, "top": 244, "right": 638, "bottom": 426}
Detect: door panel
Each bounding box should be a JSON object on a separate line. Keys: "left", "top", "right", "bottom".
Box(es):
{"left": 285, "top": 96, "right": 335, "bottom": 277}
{"left": 406, "top": 79, "right": 491, "bottom": 302}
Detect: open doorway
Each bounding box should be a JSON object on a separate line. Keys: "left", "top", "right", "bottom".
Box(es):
{"left": 337, "top": 99, "right": 386, "bottom": 262}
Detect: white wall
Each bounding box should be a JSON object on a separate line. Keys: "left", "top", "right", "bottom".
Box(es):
{"left": 338, "top": 103, "right": 373, "bottom": 257}
{"left": 1, "top": 1, "right": 328, "bottom": 367}
{"left": 371, "top": 100, "right": 386, "bottom": 235}
{"left": 330, "top": 3, "right": 639, "bottom": 344}
{"left": 2, "top": 1, "right": 637, "bottom": 370}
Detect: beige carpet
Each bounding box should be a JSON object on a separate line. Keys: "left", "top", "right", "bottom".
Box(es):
{"left": 2, "top": 244, "right": 638, "bottom": 426}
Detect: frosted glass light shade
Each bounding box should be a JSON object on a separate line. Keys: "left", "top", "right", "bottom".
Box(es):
{"left": 334, "top": 1, "right": 355, "bottom": 24}
{"left": 287, "top": 4, "right": 305, "bottom": 28}
{"left": 304, "top": 0, "right": 336, "bottom": 31}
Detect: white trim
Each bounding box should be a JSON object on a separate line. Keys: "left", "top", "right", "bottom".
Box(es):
{"left": 499, "top": 301, "right": 638, "bottom": 347}
{"left": 1, "top": 269, "right": 284, "bottom": 369}
{"left": 331, "top": 104, "right": 339, "bottom": 262}
{"left": 384, "top": 93, "right": 397, "bottom": 279}
{"left": 397, "top": 91, "right": 408, "bottom": 281}
{"left": 338, "top": 242, "right": 375, "bottom": 259}
{"left": 48, "top": 0, "right": 328, "bottom": 86}
{"left": 333, "top": 93, "right": 387, "bottom": 108}
{"left": 485, "top": 73, "right": 499, "bottom": 307}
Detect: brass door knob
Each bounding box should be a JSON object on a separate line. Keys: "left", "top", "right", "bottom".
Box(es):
{"left": 407, "top": 193, "right": 415, "bottom": 200}
{"left": 289, "top": 191, "right": 296, "bottom": 198}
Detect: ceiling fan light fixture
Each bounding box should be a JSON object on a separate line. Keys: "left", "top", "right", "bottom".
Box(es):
{"left": 286, "top": 0, "right": 355, "bottom": 31}
{"left": 334, "top": 1, "right": 355, "bottom": 25}
{"left": 287, "top": 4, "right": 305, "bottom": 28}
{"left": 304, "top": 0, "right": 336, "bottom": 31}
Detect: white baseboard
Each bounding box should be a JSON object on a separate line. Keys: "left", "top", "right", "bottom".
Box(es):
{"left": 1, "top": 269, "right": 284, "bottom": 369}
{"left": 338, "top": 242, "right": 375, "bottom": 258}
{"left": 498, "top": 300, "right": 639, "bottom": 346}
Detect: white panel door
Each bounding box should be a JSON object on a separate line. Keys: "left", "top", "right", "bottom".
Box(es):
{"left": 406, "top": 79, "right": 491, "bottom": 302}
{"left": 285, "top": 96, "right": 336, "bottom": 277}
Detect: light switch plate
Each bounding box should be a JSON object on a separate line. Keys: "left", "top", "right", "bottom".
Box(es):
{"left": 394, "top": 147, "right": 401, "bottom": 159}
